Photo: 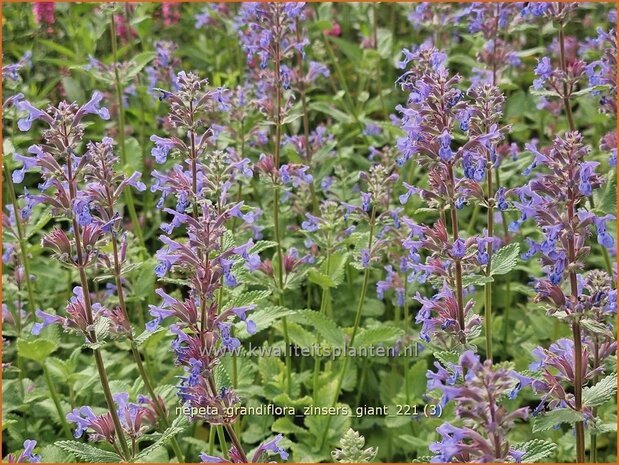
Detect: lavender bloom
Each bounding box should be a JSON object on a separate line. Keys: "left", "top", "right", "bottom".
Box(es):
{"left": 251, "top": 434, "right": 289, "bottom": 462}
{"left": 15, "top": 100, "right": 48, "bottom": 131}
{"left": 150, "top": 135, "right": 176, "bottom": 163}
{"left": 5, "top": 440, "right": 41, "bottom": 463}
{"left": 427, "top": 351, "right": 529, "bottom": 462}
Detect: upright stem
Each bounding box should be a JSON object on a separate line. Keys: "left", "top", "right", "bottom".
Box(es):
{"left": 110, "top": 16, "right": 146, "bottom": 254}
{"left": 43, "top": 365, "right": 73, "bottom": 439}
{"left": 567, "top": 196, "right": 585, "bottom": 463}
{"left": 312, "top": 251, "right": 331, "bottom": 403}
{"left": 272, "top": 23, "right": 293, "bottom": 396}
{"left": 295, "top": 20, "right": 318, "bottom": 215}
{"left": 590, "top": 338, "right": 600, "bottom": 462}
{"left": 3, "top": 161, "right": 36, "bottom": 316}
{"left": 65, "top": 134, "right": 131, "bottom": 461}
{"left": 558, "top": 20, "right": 576, "bottom": 132}
{"left": 320, "top": 207, "right": 376, "bottom": 450}
{"left": 206, "top": 375, "right": 248, "bottom": 462}
{"left": 372, "top": 3, "right": 386, "bottom": 116}
{"left": 448, "top": 165, "right": 465, "bottom": 332}
{"left": 110, "top": 234, "right": 185, "bottom": 462}
{"left": 484, "top": 160, "right": 494, "bottom": 362}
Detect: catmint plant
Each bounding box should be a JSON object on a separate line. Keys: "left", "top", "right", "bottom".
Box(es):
{"left": 396, "top": 44, "right": 502, "bottom": 353}
{"left": 427, "top": 351, "right": 529, "bottom": 462}
{"left": 13, "top": 93, "right": 134, "bottom": 460}
{"left": 514, "top": 131, "right": 616, "bottom": 463}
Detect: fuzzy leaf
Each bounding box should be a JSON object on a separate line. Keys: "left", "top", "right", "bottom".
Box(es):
{"left": 580, "top": 318, "right": 614, "bottom": 338}
{"left": 351, "top": 326, "right": 402, "bottom": 349}
{"left": 516, "top": 439, "right": 557, "bottom": 462}
{"left": 55, "top": 441, "right": 121, "bottom": 463}
{"left": 224, "top": 290, "right": 271, "bottom": 310}
{"left": 320, "top": 252, "right": 348, "bottom": 286}
{"left": 290, "top": 310, "right": 344, "bottom": 346}
{"left": 236, "top": 306, "right": 296, "bottom": 340}
{"left": 124, "top": 52, "right": 156, "bottom": 80}
{"left": 308, "top": 269, "right": 337, "bottom": 289}
{"left": 17, "top": 338, "right": 58, "bottom": 362}
{"left": 462, "top": 274, "right": 494, "bottom": 287}
{"left": 583, "top": 374, "right": 617, "bottom": 407}
{"left": 490, "top": 243, "right": 520, "bottom": 276}
{"left": 134, "top": 327, "right": 165, "bottom": 347}
{"left": 134, "top": 415, "right": 189, "bottom": 461}
{"left": 532, "top": 408, "right": 584, "bottom": 433}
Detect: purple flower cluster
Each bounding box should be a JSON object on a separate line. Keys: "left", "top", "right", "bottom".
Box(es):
{"left": 427, "top": 351, "right": 528, "bottom": 462}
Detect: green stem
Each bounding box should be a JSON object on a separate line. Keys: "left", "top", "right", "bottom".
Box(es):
{"left": 448, "top": 165, "right": 465, "bottom": 333}
{"left": 3, "top": 161, "right": 37, "bottom": 317}
{"left": 43, "top": 365, "right": 73, "bottom": 439}
{"left": 319, "top": 207, "right": 375, "bottom": 450}
{"left": 110, "top": 16, "right": 146, "bottom": 255}
{"left": 312, "top": 252, "right": 332, "bottom": 403}
{"left": 322, "top": 35, "right": 362, "bottom": 128}
{"left": 272, "top": 31, "right": 293, "bottom": 397}
{"left": 484, "top": 160, "right": 495, "bottom": 362}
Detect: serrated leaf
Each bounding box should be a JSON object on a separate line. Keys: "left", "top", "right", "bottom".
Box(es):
{"left": 26, "top": 209, "right": 53, "bottom": 239}
{"left": 250, "top": 240, "right": 278, "bottom": 255}
{"left": 17, "top": 338, "right": 58, "bottom": 362}
{"left": 532, "top": 408, "right": 584, "bottom": 433}
{"left": 214, "top": 362, "right": 232, "bottom": 389}
{"left": 94, "top": 316, "right": 111, "bottom": 341}
{"left": 583, "top": 374, "right": 617, "bottom": 407}
{"left": 490, "top": 243, "right": 520, "bottom": 276}
{"left": 462, "top": 274, "right": 494, "bottom": 287}
{"left": 134, "top": 327, "right": 166, "bottom": 347}
{"left": 516, "top": 439, "right": 557, "bottom": 462}
{"left": 224, "top": 290, "right": 271, "bottom": 310}
{"left": 321, "top": 252, "right": 349, "bottom": 286}
{"left": 134, "top": 415, "right": 189, "bottom": 461}
{"left": 236, "top": 306, "right": 297, "bottom": 340}
{"left": 352, "top": 326, "right": 402, "bottom": 349}
{"left": 55, "top": 441, "right": 121, "bottom": 463}
{"left": 289, "top": 310, "right": 344, "bottom": 346}
{"left": 308, "top": 269, "right": 337, "bottom": 288}
{"left": 596, "top": 174, "right": 616, "bottom": 215}
{"left": 434, "top": 351, "right": 460, "bottom": 368}
{"left": 581, "top": 318, "right": 614, "bottom": 338}
{"left": 124, "top": 51, "right": 156, "bottom": 81}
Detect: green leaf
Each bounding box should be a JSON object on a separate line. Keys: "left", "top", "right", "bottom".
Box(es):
{"left": 124, "top": 51, "right": 156, "bottom": 81}
{"left": 595, "top": 174, "right": 616, "bottom": 215}
{"left": 516, "top": 439, "right": 557, "bottom": 462}
{"left": 321, "top": 252, "right": 348, "bottom": 286}
{"left": 39, "top": 39, "right": 77, "bottom": 58}
{"left": 583, "top": 374, "right": 617, "bottom": 407}
{"left": 134, "top": 327, "right": 165, "bottom": 347}
{"left": 352, "top": 325, "right": 403, "bottom": 349}
{"left": 26, "top": 209, "right": 53, "bottom": 239}
{"left": 530, "top": 89, "right": 559, "bottom": 98}
{"left": 462, "top": 274, "right": 494, "bottom": 287}
{"left": 532, "top": 408, "right": 584, "bottom": 433}
{"left": 309, "top": 101, "right": 354, "bottom": 125}
{"left": 236, "top": 306, "right": 296, "bottom": 340}
{"left": 290, "top": 310, "right": 344, "bottom": 346}
{"left": 490, "top": 243, "right": 520, "bottom": 276}
{"left": 581, "top": 318, "right": 614, "bottom": 338}
{"left": 250, "top": 240, "right": 278, "bottom": 255}
{"left": 17, "top": 338, "right": 58, "bottom": 362}
{"left": 308, "top": 269, "right": 337, "bottom": 288}
{"left": 134, "top": 415, "right": 189, "bottom": 461}
{"left": 572, "top": 84, "right": 610, "bottom": 96}
{"left": 224, "top": 290, "right": 271, "bottom": 310}
{"left": 55, "top": 441, "right": 121, "bottom": 463}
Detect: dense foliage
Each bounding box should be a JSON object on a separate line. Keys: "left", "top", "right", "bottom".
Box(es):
{"left": 2, "top": 2, "right": 617, "bottom": 463}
